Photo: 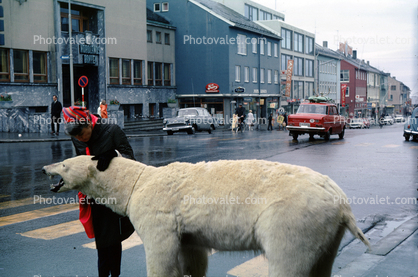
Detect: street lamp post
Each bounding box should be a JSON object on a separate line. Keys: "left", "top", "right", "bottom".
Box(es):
{"left": 69, "top": 0, "right": 74, "bottom": 106}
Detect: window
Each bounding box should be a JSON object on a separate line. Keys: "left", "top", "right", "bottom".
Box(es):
{"left": 0, "top": 48, "right": 10, "bottom": 82}
{"left": 154, "top": 3, "right": 161, "bottom": 12}
{"left": 147, "top": 30, "right": 152, "bottom": 43}
{"left": 340, "top": 70, "right": 349, "bottom": 82}
{"left": 156, "top": 32, "right": 162, "bottom": 44}
{"left": 33, "top": 51, "right": 47, "bottom": 83}
{"left": 305, "top": 59, "right": 314, "bottom": 77}
{"left": 260, "top": 39, "right": 265, "bottom": 55}
{"left": 252, "top": 67, "right": 257, "bottom": 83}
{"left": 306, "top": 82, "right": 314, "bottom": 98}
{"left": 60, "top": 6, "right": 90, "bottom": 32}
{"left": 274, "top": 70, "right": 279, "bottom": 84}
{"left": 122, "top": 59, "right": 131, "bottom": 85}
{"left": 391, "top": 85, "right": 396, "bottom": 90}
{"left": 260, "top": 68, "right": 265, "bottom": 83}
{"left": 244, "top": 67, "right": 249, "bottom": 82}
{"left": 259, "top": 10, "right": 272, "bottom": 20}
{"left": 345, "top": 87, "right": 350, "bottom": 97}
{"left": 281, "top": 54, "right": 292, "bottom": 71}
{"left": 164, "top": 63, "right": 171, "bottom": 86}
{"left": 274, "top": 43, "right": 278, "bottom": 57}
{"left": 252, "top": 38, "right": 257, "bottom": 53}
{"left": 244, "top": 4, "right": 258, "bottom": 21}
{"left": 267, "top": 69, "right": 272, "bottom": 84}
{"left": 281, "top": 28, "right": 292, "bottom": 50}
{"left": 133, "top": 60, "right": 142, "bottom": 85}
{"left": 237, "top": 34, "right": 247, "bottom": 55}
{"left": 294, "top": 33, "right": 303, "bottom": 53}
{"left": 13, "top": 50, "right": 29, "bottom": 82}
{"left": 109, "top": 58, "right": 119, "bottom": 84}
{"left": 293, "top": 81, "right": 304, "bottom": 99}
{"left": 293, "top": 57, "right": 303, "bottom": 76}
{"left": 155, "top": 62, "right": 162, "bottom": 86}
{"left": 165, "top": 33, "right": 170, "bottom": 45}
{"left": 267, "top": 42, "right": 272, "bottom": 56}
{"left": 147, "top": 62, "right": 153, "bottom": 86}
{"left": 162, "top": 2, "right": 169, "bottom": 12}
{"left": 235, "top": 66, "right": 241, "bottom": 82}
{"left": 305, "top": 36, "right": 314, "bottom": 55}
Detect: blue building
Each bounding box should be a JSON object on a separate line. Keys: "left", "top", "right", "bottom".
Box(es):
{"left": 147, "top": 0, "right": 281, "bottom": 122}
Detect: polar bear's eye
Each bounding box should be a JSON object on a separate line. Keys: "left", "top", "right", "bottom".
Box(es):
{"left": 62, "top": 164, "right": 65, "bottom": 167}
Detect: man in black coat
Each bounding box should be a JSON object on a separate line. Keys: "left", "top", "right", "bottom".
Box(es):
{"left": 58, "top": 106, "right": 135, "bottom": 277}
{"left": 51, "top": 95, "right": 62, "bottom": 135}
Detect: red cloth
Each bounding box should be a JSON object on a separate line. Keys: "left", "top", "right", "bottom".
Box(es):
{"left": 78, "top": 118, "right": 98, "bottom": 239}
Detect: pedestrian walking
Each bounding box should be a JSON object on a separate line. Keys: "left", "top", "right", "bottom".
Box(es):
{"left": 50, "top": 95, "right": 62, "bottom": 135}
{"left": 247, "top": 110, "right": 255, "bottom": 131}
{"left": 58, "top": 106, "right": 135, "bottom": 277}
{"left": 100, "top": 100, "right": 108, "bottom": 119}
{"left": 268, "top": 113, "right": 273, "bottom": 131}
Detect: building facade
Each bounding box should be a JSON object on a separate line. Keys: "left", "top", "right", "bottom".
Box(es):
{"left": 0, "top": 0, "right": 175, "bottom": 133}
{"left": 148, "top": 0, "right": 282, "bottom": 122}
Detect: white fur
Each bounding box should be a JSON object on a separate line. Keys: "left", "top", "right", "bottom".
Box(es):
{"left": 43, "top": 156, "right": 370, "bottom": 277}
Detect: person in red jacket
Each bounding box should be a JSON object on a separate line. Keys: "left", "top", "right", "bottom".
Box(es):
{"left": 55, "top": 106, "right": 135, "bottom": 277}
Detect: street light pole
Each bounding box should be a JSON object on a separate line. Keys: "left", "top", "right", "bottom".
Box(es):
{"left": 69, "top": 0, "right": 74, "bottom": 106}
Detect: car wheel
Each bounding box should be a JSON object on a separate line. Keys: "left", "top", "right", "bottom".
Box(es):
{"left": 211, "top": 124, "right": 216, "bottom": 131}
{"left": 404, "top": 134, "right": 410, "bottom": 141}
{"left": 208, "top": 128, "right": 211, "bottom": 134}
{"left": 339, "top": 128, "right": 345, "bottom": 139}
{"left": 324, "top": 131, "right": 331, "bottom": 141}
{"left": 292, "top": 134, "right": 298, "bottom": 140}
{"left": 167, "top": 131, "right": 173, "bottom": 136}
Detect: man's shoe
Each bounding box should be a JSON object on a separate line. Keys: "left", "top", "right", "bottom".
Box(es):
{"left": 50, "top": 132, "right": 55, "bottom": 135}
{"left": 55, "top": 132, "right": 59, "bottom": 136}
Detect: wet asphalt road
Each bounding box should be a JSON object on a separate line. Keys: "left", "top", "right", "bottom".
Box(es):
{"left": 0, "top": 123, "right": 417, "bottom": 276}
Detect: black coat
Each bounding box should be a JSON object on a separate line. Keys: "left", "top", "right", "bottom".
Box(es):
{"left": 71, "top": 118, "right": 135, "bottom": 249}
{"left": 51, "top": 100, "right": 62, "bottom": 118}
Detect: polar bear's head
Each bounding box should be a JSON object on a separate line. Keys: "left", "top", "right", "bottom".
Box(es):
{"left": 42, "top": 155, "right": 99, "bottom": 193}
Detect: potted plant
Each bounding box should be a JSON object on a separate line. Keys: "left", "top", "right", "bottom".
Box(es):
{"left": 167, "top": 98, "right": 177, "bottom": 108}
{"left": 0, "top": 93, "right": 13, "bottom": 108}
{"left": 108, "top": 99, "right": 120, "bottom": 111}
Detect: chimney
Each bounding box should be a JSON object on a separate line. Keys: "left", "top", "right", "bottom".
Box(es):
{"left": 353, "top": 50, "right": 357, "bottom": 60}
{"left": 323, "top": 41, "right": 328, "bottom": 48}
{"left": 367, "top": 61, "right": 370, "bottom": 65}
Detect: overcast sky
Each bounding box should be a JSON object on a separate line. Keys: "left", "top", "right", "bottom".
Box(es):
{"left": 253, "top": 0, "right": 418, "bottom": 96}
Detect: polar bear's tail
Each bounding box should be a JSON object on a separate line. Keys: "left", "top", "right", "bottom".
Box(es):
{"left": 342, "top": 205, "right": 371, "bottom": 250}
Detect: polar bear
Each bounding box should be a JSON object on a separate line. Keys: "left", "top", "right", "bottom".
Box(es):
{"left": 43, "top": 156, "right": 370, "bottom": 277}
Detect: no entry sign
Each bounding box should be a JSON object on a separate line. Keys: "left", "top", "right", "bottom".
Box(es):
{"left": 78, "top": 76, "right": 89, "bottom": 88}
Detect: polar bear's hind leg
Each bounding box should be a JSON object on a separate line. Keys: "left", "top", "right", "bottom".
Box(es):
{"left": 178, "top": 245, "right": 208, "bottom": 276}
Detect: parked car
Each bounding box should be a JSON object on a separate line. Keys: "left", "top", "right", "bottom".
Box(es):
{"left": 367, "top": 117, "right": 376, "bottom": 126}
{"left": 163, "top": 107, "right": 217, "bottom": 135}
{"left": 394, "top": 114, "right": 405, "bottom": 123}
{"left": 404, "top": 107, "right": 418, "bottom": 141}
{"left": 286, "top": 96, "right": 346, "bottom": 140}
{"left": 347, "top": 118, "right": 365, "bottom": 129}
{"left": 382, "top": 116, "right": 394, "bottom": 125}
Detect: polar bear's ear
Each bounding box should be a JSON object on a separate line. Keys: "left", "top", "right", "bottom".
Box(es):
{"left": 88, "top": 165, "right": 97, "bottom": 177}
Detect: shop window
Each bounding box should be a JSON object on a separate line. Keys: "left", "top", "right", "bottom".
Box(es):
{"left": 109, "top": 58, "right": 119, "bottom": 84}
{"left": 33, "top": 51, "right": 47, "bottom": 83}
{"left": 13, "top": 50, "right": 29, "bottom": 82}
{"left": 0, "top": 48, "right": 9, "bottom": 82}
{"left": 122, "top": 59, "right": 131, "bottom": 85}
{"left": 155, "top": 62, "right": 162, "bottom": 86}
{"left": 134, "top": 60, "right": 142, "bottom": 85}
{"left": 164, "top": 63, "right": 171, "bottom": 86}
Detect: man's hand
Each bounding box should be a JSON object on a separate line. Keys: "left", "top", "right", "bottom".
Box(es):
{"left": 91, "top": 149, "right": 118, "bottom": 171}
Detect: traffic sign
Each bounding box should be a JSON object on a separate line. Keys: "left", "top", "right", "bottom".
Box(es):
{"left": 60, "top": 55, "right": 70, "bottom": 60}
{"left": 78, "top": 76, "right": 88, "bottom": 88}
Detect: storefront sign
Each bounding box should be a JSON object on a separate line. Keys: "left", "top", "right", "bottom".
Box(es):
{"left": 243, "top": 97, "right": 252, "bottom": 102}
{"left": 235, "top": 87, "right": 245, "bottom": 93}
{"left": 80, "top": 44, "right": 99, "bottom": 55}
{"left": 260, "top": 99, "right": 264, "bottom": 105}
{"left": 341, "top": 84, "right": 347, "bottom": 107}
{"left": 206, "top": 83, "right": 219, "bottom": 93}
{"left": 83, "top": 55, "right": 98, "bottom": 65}
{"left": 285, "top": 60, "right": 294, "bottom": 97}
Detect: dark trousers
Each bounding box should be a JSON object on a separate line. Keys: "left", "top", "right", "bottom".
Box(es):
{"left": 268, "top": 122, "right": 273, "bottom": 130}
{"left": 51, "top": 116, "right": 60, "bottom": 133}
{"left": 98, "top": 243, "right": 122, "bottom": 277}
